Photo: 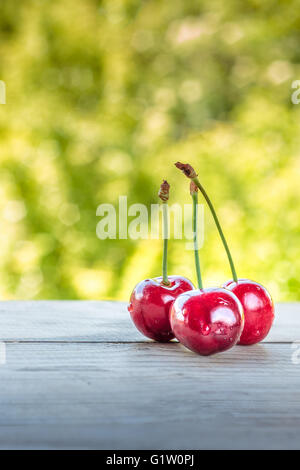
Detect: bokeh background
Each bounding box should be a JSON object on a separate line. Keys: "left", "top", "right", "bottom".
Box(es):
{"left": 0, "top": 0, "right": 299, "bottom": 301}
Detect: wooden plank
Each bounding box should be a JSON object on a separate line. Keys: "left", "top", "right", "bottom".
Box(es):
{"left": 0, "top": 301, "right": 299, "bottom": 343}
{"left": 0, "top": 300, "right": 143, "bottom": 343}
{"left": 0, "top": 341, "right": 299, "bottom": 449}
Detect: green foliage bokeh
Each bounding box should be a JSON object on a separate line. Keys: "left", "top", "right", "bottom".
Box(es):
{"left": 0, "top": 0, "right": 299, "bottom": 301}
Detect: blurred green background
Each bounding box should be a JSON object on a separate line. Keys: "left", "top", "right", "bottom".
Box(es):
{"left": 0, "top": 0, "right": 299, "bottom": 301}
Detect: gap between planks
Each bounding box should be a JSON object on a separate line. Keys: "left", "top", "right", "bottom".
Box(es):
{"left": 0, "top": 339, "right": 292, "bottom": 344}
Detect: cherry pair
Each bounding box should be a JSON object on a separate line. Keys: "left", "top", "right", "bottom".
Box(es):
{"left": 128, "top": 165, "right": 274, "bottom": 356}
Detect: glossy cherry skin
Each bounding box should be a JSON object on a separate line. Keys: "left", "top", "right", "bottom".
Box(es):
{"left": 128, "top": 276, "right": 195, "bottom": 342}
{"left": 170, "top": 288, "right": 244, "bottom": 356}
{"left": 224, "top": 279, "right": 274, "bottom": 345}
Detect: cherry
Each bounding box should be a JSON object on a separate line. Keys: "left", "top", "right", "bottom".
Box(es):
{"left": 128, "top": 276, "right": 195, "bottom": 342}
{"left": 175, "top": 162, "right": 275, "bottom": 346}
{"left": 128, "top": 180, "right": 194, "bottom": 342}
{"left": 224, "top": 279, "right": 274, "bottom": 345}
{"left": 169, "top": 181, "right": 244, "bottom": 355}
{"left": 170, "top": 288, "right": 244, "bottom": 355}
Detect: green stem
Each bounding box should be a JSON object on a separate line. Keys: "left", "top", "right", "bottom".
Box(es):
{"left": 192, "top": 177, "right": 238, "bottom": 283}
{"left": 162, "top": 201, "right": 170, "bottom": 285}
{"left": 192, "top": 191, "right": 203, "bottom": 290}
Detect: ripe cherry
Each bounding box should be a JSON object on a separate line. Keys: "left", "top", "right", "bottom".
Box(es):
{"left": 128, "top": 180, "right": 194, "bottom": 342}
{"left": 169, "top": 181, "right": 244, "bottom": 355}
{"left": 129, "top": 276, "right": 194, "bottom": 342}
{"left": 224, "top": 279, "right": 274, "bottom": 345}
{"left": 170, "top": 288, "right": 244, "bottom": 355}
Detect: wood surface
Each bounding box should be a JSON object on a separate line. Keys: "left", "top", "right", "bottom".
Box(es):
{"left": 0, "top": 301, "right": 299, "bottom": 449}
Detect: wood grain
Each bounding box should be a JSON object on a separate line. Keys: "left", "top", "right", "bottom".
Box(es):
{"left": 0, "top": 301, "right": 299, "bottom": 449}
{"left": 0, "top": 301, "right": 298, "bottom": 343}
{"left": 0, "top": 341, "right": 299, "bottom": 449}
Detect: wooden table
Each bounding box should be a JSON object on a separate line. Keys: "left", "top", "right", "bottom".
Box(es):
{"left": 0, "top": 301, "right": 299, "bottom": 450}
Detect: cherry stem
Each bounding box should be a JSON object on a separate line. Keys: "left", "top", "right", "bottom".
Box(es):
{"left": 192, "top": 176, "right": 238, "bottom": 283}
{"left": 158, "top": 180, "right": 171, "bottom": 286}
{"left": 162, "top": 201, "right": 170, "bottom": 286}
{"left": 191, "top": 189, "right": 203, "bottom": 290}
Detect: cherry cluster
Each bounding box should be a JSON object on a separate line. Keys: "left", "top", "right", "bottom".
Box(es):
{"left": 128, "top": 163, "right": 274, "bottom": 356}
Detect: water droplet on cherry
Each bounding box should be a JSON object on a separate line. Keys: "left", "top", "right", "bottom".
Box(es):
{"left": 201, "top": 324, "right": 211, "bottom": 336}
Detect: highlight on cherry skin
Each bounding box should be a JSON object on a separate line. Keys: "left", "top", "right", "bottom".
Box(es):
{"left": 224, "top": 279, "right": 274, "bottom": 345}
{"left": 169, "top": 288, "right": 244, "bottom": 356}
{"left": 128, "top": 276, "right": 195, "bottom": 342}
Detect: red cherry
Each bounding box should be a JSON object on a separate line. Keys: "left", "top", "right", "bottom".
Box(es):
{"left": 128, "top": 276, "right": 194, "bottom": 342}
{"left": 224, "top": 279, "right": 274, "bottom": 345}
{"left": 170, "top": 288, "right": 244, "bottom": 356}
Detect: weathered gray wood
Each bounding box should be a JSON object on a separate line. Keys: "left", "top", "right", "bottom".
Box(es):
{"left": 0, "top": 342, "right": 299, "bottom": 450}
{"left": 0, "top": 301, "right": 299, "bottom": 449}
{"left": 0, "top": 301, "right": 298, "bottom": 343}
{"left": 0, "top": 300, "right": 143, "bottom": 342}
